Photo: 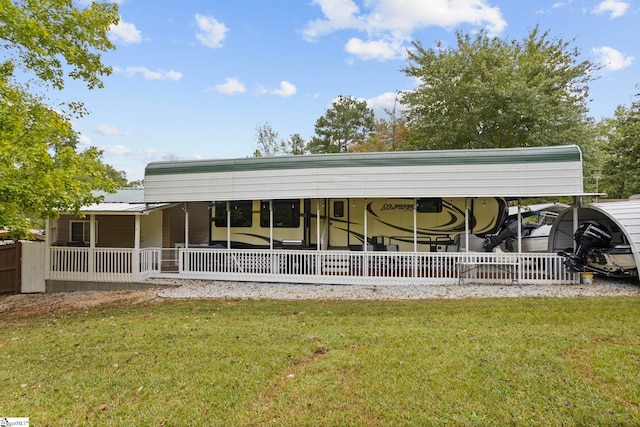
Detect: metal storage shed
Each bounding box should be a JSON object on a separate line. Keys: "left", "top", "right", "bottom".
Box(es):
{"left": 548, "top": 200, "right": 640, "bottom": 275}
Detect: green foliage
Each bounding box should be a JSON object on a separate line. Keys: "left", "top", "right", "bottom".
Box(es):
{"left": 401, "top": 26, "right": 596, "bottom": 151}
{"left": 598, "top": 94, "right": 640, "bottom": 199}
{"left": 284, "top": 133, "right": 306, "bottom": 155}
{"left": 0, "top": 79, "right": 117, "bottom": 228}
{"left": 253, "top": 121, "right": 281, "bottom": 157}
{"left": 2, "top": 297, "right": 640, "bottom": 425}
{"left": 354, "top": 105, "right": 410, "bottom": 152}
{"left": 0, "top": 0, "right": 120, "bottom": 231}
{"left": 308, "top": 95, "right": 376, "bottom": 153}
{"left": 0, "top": 0, "right": 119, "bottom": 90}
{"left": 253, "top": 122, "right": 306, "bottom": 157}
{"left": 103, "top": 164, "right": 129, "bottom": 188}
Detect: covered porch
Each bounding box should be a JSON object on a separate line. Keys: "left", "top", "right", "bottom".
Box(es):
{"left": 44, "top": 194, "right": 581, "bottom": 286}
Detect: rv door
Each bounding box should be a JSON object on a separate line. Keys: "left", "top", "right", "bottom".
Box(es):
{"left": 329, "top": 199, "right": 350, "bottom": 249}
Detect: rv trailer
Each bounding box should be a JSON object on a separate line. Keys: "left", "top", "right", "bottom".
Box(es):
{"left": 210, "top": 197, "right": 507, "bottom": 251}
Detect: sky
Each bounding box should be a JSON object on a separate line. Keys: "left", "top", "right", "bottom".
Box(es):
{"left": 67, "top": 0, "right": 639, "bottom": 181}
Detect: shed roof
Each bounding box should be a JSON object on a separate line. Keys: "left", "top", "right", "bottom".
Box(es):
{"left": 81, "top": 188, "right": 173, "bottom": 215}
{"left": 144, "top": 145, "right": 586, "bottom": 202}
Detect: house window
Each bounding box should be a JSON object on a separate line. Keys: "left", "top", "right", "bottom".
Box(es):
{"left": 260, "top": 200, "right": 301, "bottom": 228}
{"left": 69, "top": 221, "right": 97, "bottom": 244}
{"left": 333, "top": 201, "right": 344, "bottom": 218}
{"left": 214, "top": 201, "right": 253, "bottom": 227}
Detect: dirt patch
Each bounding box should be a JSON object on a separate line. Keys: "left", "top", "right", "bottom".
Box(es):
{"left": 0, "top": 289, "right": 160, "bottom": 316}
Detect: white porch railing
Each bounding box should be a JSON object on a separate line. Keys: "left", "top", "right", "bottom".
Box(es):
{"left": 48, "top": 247, "right": 161, "bottom": 283}
{"left": 47, "top": 247, "right": 580, "bottom": 285}
{"left": 177, "top": 249, "right": 579, "bottom": 285}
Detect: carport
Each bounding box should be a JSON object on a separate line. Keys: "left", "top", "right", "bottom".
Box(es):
{"left": 548, "top": 200, "right": 640, "bottom": 277}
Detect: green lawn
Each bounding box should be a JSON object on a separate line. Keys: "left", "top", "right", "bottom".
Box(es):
{"left": 1, "top": 296, "right": 639, "bottom": 426}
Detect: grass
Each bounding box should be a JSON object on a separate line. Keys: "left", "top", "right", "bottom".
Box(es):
{"left": 1, "top": 296, "right": 640, "bottom": 426}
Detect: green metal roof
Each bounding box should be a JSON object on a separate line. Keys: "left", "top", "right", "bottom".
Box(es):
{"left": 145, "top": 145, "right": 582, "bottom": 176}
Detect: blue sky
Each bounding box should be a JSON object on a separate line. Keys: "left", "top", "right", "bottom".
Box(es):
{"left": 69, "top": 0, "right": 638, "bottom": 181}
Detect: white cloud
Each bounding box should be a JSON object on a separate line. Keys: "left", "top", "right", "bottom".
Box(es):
{"left": 257, "top": 81, "right": 298, "bottom": 97}
{"left": 208, "top": 77, "right": 246, "bottom": 95}
{"left": 117, "top": 66, "right": 183, "bottom": 81}
{"left": 592, "top": 46, "right": 634, "bottom": 70}
{"left": 269, "top": 81, "right": 297, "bottom": 97}
{"left": 108, "top": 18, "right": 143, "bottom": 45}
{"left": 345, "top": 38, "right": 402, "bottom": 61}
{"left": 592, "top": 0, "right": 629, "bottom": 18}
{"left": 95, "top": 123, "right": 128, "bottom": 136}
{"left": 195, "top": 14, "right": 229, "bottom": 48}
{"left": 303, "top": 0, "right": 507, "bottom": 61}
{"left": 366, "top": 91, "right": 403, "bottom": 113}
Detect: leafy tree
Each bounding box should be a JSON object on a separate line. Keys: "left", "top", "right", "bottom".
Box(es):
{"left": 253, "top": 122, "right": 281, "bottom": 157}
{"left": 104, "top": 164, "right": 129, "bottom": 188}
{"left": 353, "top": 104, "right": 410, "bottom": 152}
{"left": 598, "top": 94, "right": 640, "bottom": 199}
{"left": 401, "top": 26, "right": 596, "bottom": 151}
{"left": 253, "top": 122, "right": 306, "bottom": 157}
{"left": 307, "top": 96, "right": 376, "bottom": 153}
{"left": 0, "top": 0, "right": 120, "bottom": 232}
{"left": 283, "top": 133, "right": 306, "bottom": 155}
{"left": 0, "top": 80, "right": 118, "bottom": 230}
{"left": 0, "top": 0, "right": 118, "bottom": 91}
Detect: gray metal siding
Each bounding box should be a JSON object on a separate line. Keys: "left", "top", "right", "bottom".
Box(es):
{"left": 145, "top": 161, "right": 584, "bottom": 202}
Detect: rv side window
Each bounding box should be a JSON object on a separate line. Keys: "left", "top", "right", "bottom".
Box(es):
{"left": 214, "top": 201, "right": 253, "bottom": 227}
{"left": 260, "top": 200, "right": 300, "bottom": 228}
{"left": 416, "top": 198, "right": 443, "bottom": 213}
{"left": 334, "top": 201, "right": 344, "bottom": 218}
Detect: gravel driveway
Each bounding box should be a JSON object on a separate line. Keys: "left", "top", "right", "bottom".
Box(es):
{"left": 154, "top": 277, "right": 640, "bottom": 300}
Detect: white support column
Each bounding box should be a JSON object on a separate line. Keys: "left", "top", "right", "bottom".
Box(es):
{"left": 464, "top": 199, "right": 469, "bottom": 252}
{"left": 269, "top": 200, "right": 274, "bottom": 250}
{"left": 316, "top": 200, "right": 321, "bottom": 275}
{"left": 44, "top": 218, "right": 51, "bottom": 280}
{"left": 316, "top": 201, "right": 321, "bottom": 251}
{"left": 572, "top": 196, "right": 580, "bottom": 251}
{"left": 184, "top": 203, "right": 189, "bottom": 248}
{"left": 516, "top": 200, "right": 523, "bottom": 284}
{"left": 363, "top": 199, "right": 368, "bottom": 277}
{"left": 226, "top": 201, "right": 231, "bottom": 249}
{"left": 413, "top": 199, "right": 418, "bottom": 253}
{"left": 517, "top": 199, "right": 522, "bottom": 253}
{"left": 89, "top": 214, "right": 96, "bottom": 280}
{"left": 413, "top": 199, "right": 418, "bottom": 277}
{"left": 134, "top": 215, "right": 141, "bottom": 281}
{"left": 363, "top": 200, "right": 368, "bottom": 251}
{"left": 89, "top": 215, "right": 96, "bottom": 249}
